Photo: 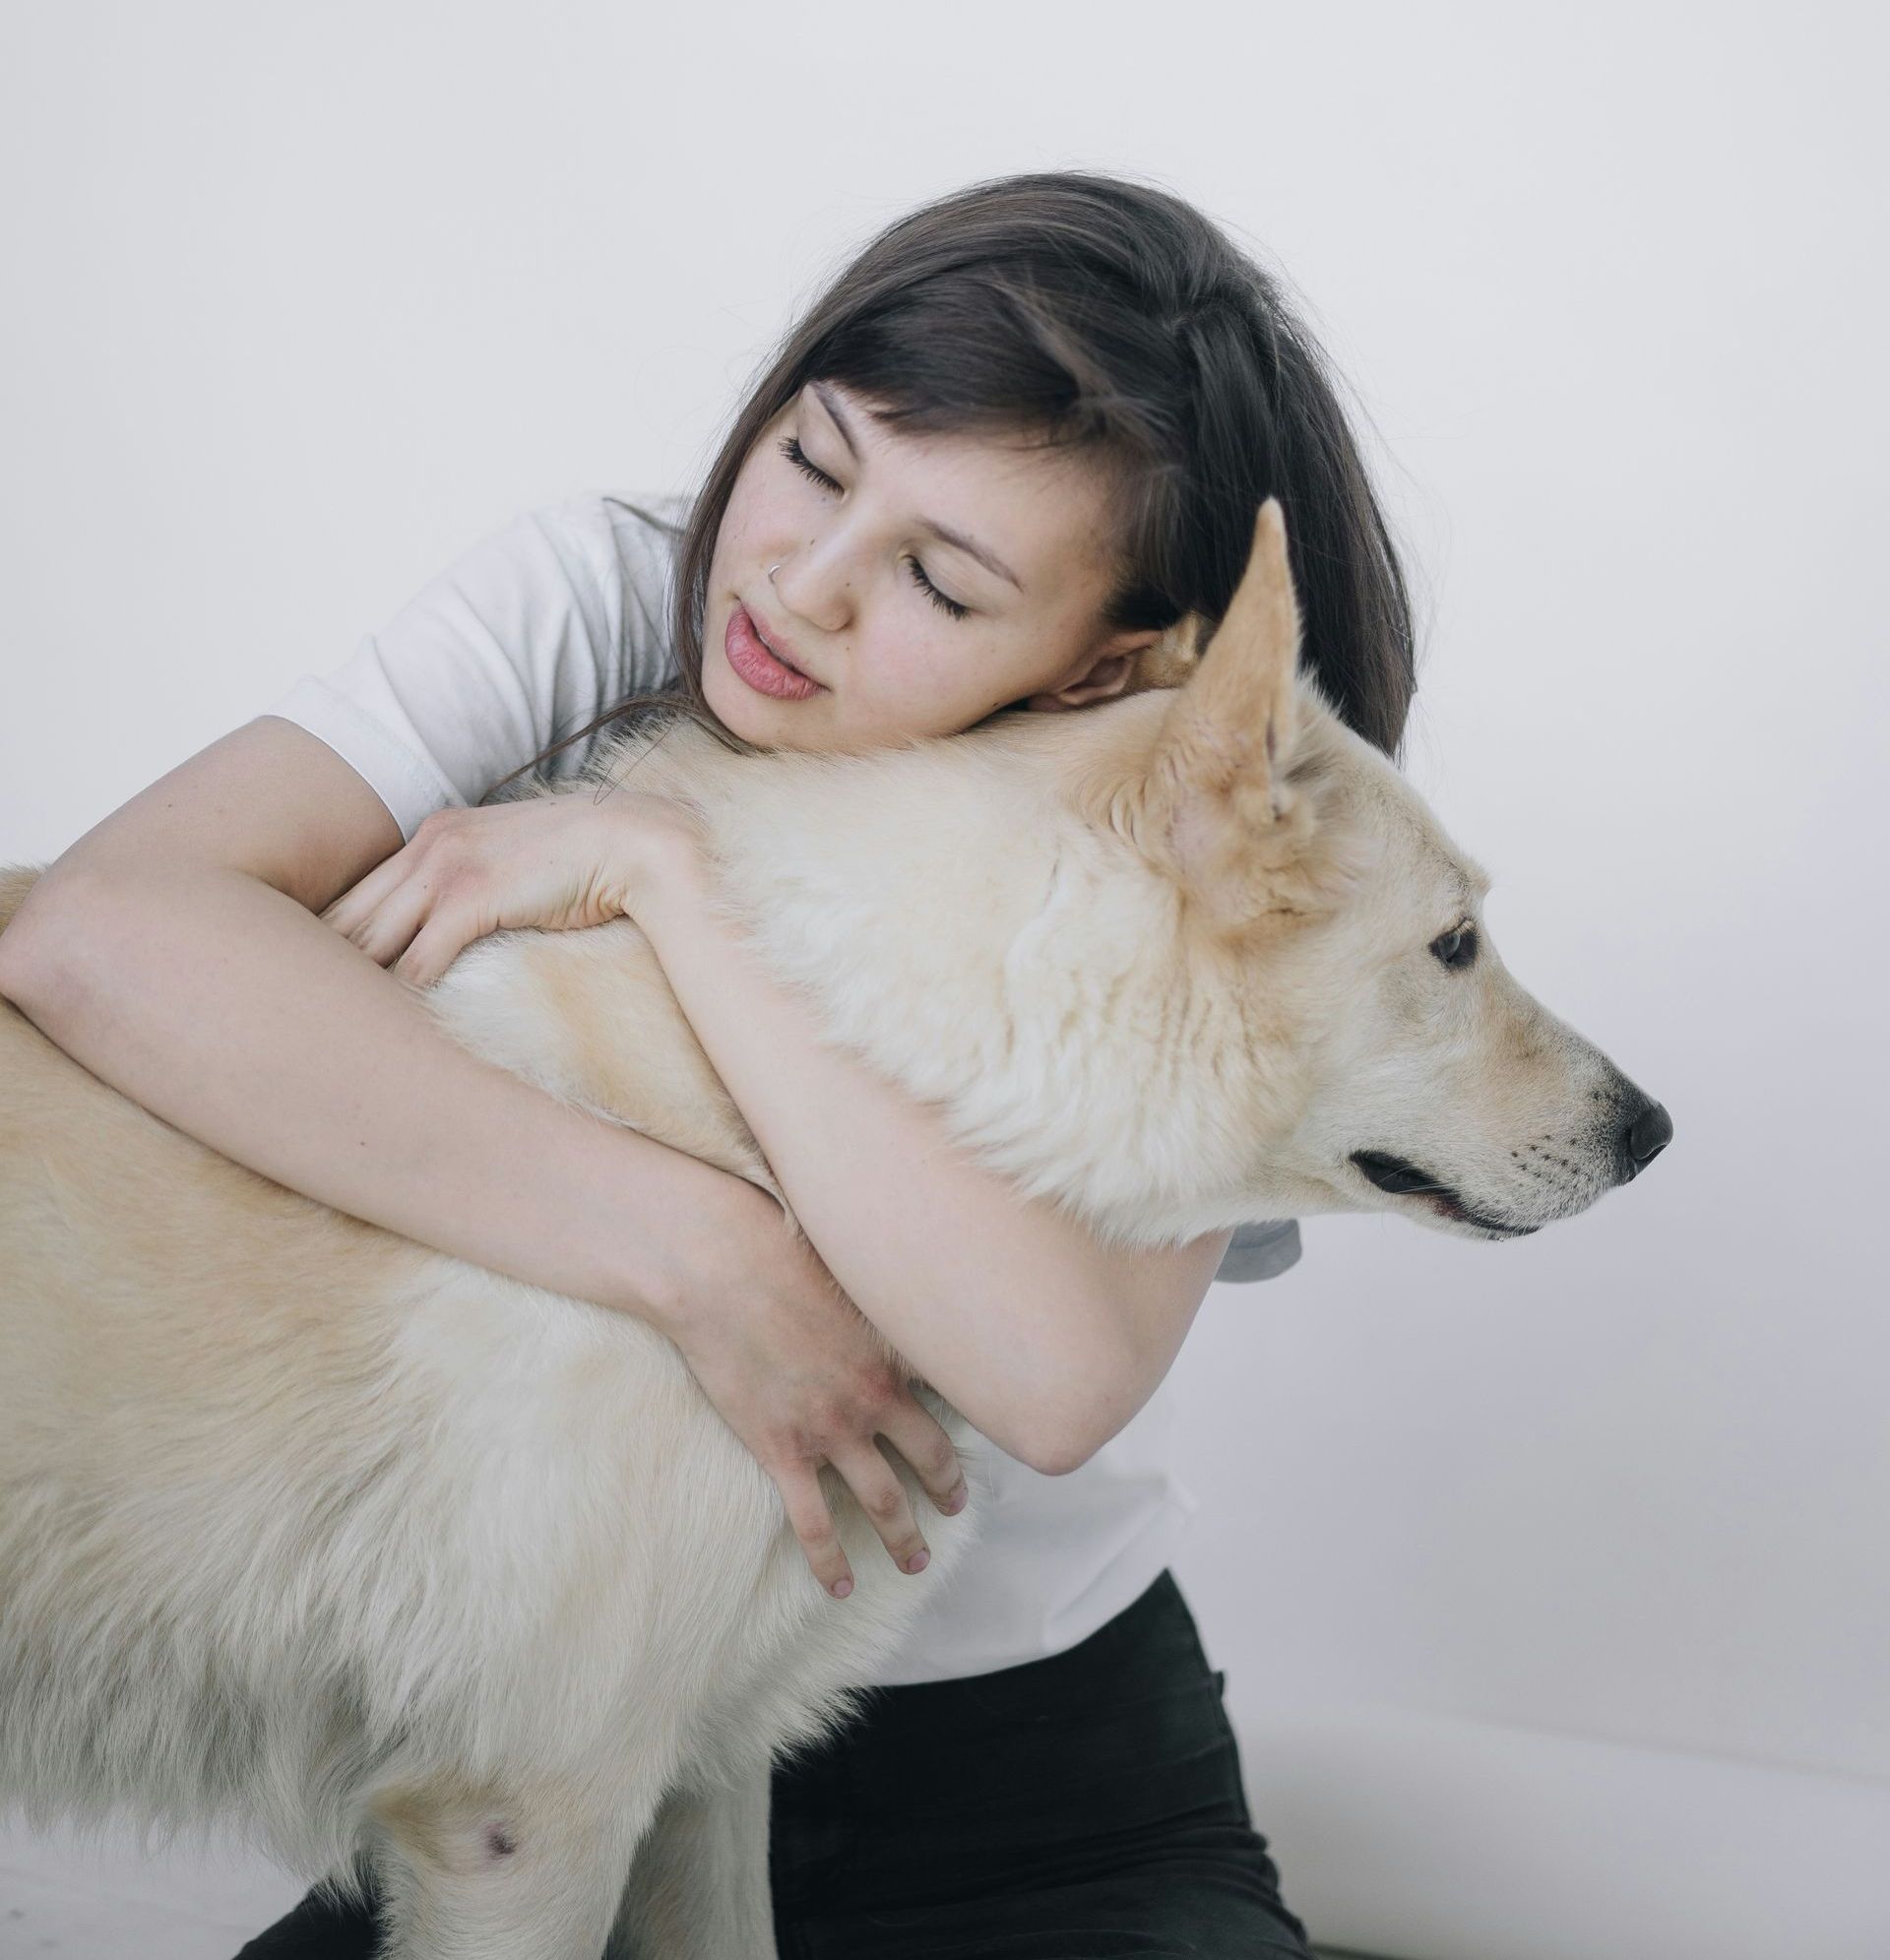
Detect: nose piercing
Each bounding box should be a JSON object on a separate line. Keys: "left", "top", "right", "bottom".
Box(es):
{"left": 768, "top": 562, "right": 783, "bottom": 583}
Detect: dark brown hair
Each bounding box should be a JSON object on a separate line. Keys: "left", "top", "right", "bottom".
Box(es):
{"left": 496, "top": 168, "right": 1417, "bottom": 793}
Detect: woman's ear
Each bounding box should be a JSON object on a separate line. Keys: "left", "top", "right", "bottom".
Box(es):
{"left": 1122, "top": 616, "right": 1205, "bottom": 694}
{"left": 1024, "top": 625, "right": 1184, "bottom": 713}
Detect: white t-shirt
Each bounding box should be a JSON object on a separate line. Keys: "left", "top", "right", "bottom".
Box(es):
{"left": 259, "top": 492, "right": 1302, "bottom": 1685}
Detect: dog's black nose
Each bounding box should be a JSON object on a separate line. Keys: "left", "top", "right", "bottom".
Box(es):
{"left": 1618, "top": 1097, "right": 1672, "bottom": 1178}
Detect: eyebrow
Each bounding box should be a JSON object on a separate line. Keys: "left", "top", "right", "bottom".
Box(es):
{"left": 807, "top": 380, "right": 1025, "bottom": 592}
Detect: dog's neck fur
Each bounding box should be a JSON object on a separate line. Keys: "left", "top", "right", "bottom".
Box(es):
{"left": 566, "top": 698, "right": 1299, "bottom": 1245}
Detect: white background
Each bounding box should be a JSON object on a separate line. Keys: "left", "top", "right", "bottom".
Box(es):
{"left": 2, "top": 5, "right": 1884, "bottom": 1957}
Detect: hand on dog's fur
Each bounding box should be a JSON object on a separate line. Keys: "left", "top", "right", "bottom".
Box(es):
{"left": 320, "top": 789, "right": 707, "bottom": 988}
{"left": 646, "top": 1181, "right": 970, "bottom": 1600}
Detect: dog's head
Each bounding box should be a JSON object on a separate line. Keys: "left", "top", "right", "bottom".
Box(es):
{"left": 1066, "top": 500, "right": 1671, "bottom": 1241}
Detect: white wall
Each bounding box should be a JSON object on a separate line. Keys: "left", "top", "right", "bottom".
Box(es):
{"left": 3, "top": 5, "right": 1883, "bottom": 1956}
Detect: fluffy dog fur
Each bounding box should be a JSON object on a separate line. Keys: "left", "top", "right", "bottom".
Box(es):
{"left": 0, "top": 503, "right": 1667, "bottom": 1956}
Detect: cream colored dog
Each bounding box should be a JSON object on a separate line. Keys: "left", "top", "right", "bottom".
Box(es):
{"left": 0, "top": 504, "right": 1669, "bottom": 1957}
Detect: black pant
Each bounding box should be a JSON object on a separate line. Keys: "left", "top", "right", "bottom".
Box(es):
{"left": 234, "top": 1568, "right": 1316, "bottom": 1958}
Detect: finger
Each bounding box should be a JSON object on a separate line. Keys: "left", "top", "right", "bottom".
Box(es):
{"left": 827, "top": 1443, "right": 930, "bottom": 1576}
{"left": 344, "top": 874, "right": 439, "bottom": 971}
{"left": 774, "top": 1463, "right": 855, "bottom": 1600}
{"left": 320, "top": 846, "right": 419, "bottom": 939}
{"left": 875, "top": 1399, "right": 969, "bottom": 1519}
{"left": 392, "top": 909, "right": 480, "bottom": 990}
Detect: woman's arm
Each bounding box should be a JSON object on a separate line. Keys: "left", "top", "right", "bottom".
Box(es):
{"left": 631, "top": 832, "right": 1235, "bottom": 1476}
{"left": 0, "top": 718, "right": 774, "bottom": 1324}
{"left": 299, "top": 773, "right": 1228, "bottom": 1478}
{"left": 1, "top": 717, "right": 973, "bottom": 1590}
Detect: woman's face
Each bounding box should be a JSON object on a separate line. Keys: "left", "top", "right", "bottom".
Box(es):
{"left": 702, "top": 379, "right": 1161, "bottom": 753}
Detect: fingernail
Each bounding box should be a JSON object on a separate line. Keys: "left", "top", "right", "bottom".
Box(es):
{"left": 830, "top": 1576, "right": 852, "bottom": 1599}
{"left": 906, "top": 1549, "right": 929, "bottom": 1575}
{"left": 945, "top": 1483, "right": 968, "bottom": 1514}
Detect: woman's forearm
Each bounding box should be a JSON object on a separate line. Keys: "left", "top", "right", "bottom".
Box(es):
{"left": 0, "top": 864, "right": 751, "bottom": 1322}
{"left": 632, "top": 846, "right": 1235, "bottom": 1472}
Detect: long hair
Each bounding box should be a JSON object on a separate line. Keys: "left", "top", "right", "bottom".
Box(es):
{"left": 496, "top": 168, "right": 1417, "bottom": 792}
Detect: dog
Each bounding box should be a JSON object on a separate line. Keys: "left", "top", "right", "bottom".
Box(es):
{"left": 0, "top": 501, "right": 1670, "bottom": 1957}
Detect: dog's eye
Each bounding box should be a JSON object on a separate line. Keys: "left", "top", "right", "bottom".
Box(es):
{"left": 1429, "top": 923, "right": 1478, "bottom": 970}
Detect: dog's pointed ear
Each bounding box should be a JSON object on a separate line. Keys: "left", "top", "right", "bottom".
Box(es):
{"left": 1107, "top": 499, "right": 1315, "bottom": 927}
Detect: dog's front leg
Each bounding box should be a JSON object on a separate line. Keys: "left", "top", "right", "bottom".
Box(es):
{"left": 606, "top": 1760, "right": 778, "bottom": 1960}
{"left": 362, "top": 1765, "right": 662, "bottom": 1960}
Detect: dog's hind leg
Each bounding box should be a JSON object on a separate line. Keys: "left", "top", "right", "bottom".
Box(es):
{"left": 361, "top": 1764, "right": 663, "bottom": 1960}
{"left": 605, "top": 1759, "right": 777, "bottom": 1960}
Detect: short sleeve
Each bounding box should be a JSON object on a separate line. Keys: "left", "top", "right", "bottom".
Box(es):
{"left": 259, "top": 490, "right": 689, "bottom": 842}
{"left": 1213, "top": 1218, "right": 1301, "bottom": 1283}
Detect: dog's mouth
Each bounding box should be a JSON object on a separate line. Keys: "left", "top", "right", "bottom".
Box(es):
{"left": 1349, "top": 1150, "right": 1539, "bottom": 1239}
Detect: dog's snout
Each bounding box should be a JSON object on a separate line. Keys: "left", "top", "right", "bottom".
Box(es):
{"left": 1616, "top": 1092, "right": 1673, "bottom": 1180}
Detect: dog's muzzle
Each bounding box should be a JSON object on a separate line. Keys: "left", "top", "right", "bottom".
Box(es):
{"left": 1351, "top": 1087, "right": 1672, "bottom": 1236}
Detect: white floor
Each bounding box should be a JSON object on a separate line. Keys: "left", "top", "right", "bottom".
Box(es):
{"left": 0, "top": 1821, "right": 307, "bottom": 1959}
{"left": 0, "top": 1815, "right": 1382, "bottom": 1957}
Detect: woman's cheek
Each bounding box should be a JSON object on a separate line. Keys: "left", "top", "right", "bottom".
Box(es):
{"left": 882, "top": 645, "right": 958, "bottom": 720}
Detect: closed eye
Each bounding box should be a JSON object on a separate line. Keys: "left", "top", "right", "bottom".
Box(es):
{"left": 775, "top": 434, "right": 971, "bottom": 621}
{"left": 779, "top": 432, "right": 840, "bottom": 494}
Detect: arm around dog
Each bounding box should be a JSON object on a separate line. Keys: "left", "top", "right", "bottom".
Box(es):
{"left": 627, "top": 826, "right": 1235, "bottom": 1477}
{"left": 0, "top": 721, "right": 769, "bottom": 1338}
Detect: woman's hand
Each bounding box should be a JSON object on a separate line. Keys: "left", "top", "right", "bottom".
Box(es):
{"left": 321, "top": 789, "right": 707, "bottom": 987}
{"left": 646, "top": 1177, "right": 971, "bottom": 1601}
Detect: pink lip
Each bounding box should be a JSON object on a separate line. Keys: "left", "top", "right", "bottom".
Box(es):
{"left": 724, "top": 603, "right": 823, "bottom": 701}
{"left": 748, "top": 605, "right": 816, "bottom": 680}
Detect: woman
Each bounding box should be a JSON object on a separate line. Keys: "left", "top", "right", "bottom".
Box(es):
{"left": 0, "top": 169, "right": 1414, "bottom": 1955}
